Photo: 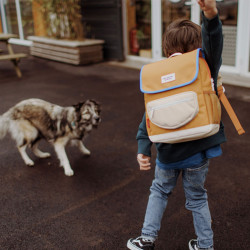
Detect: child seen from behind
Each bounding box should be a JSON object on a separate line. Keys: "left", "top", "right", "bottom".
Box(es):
{"left": 127, "top": 1, "right": 226, "bottom": 250}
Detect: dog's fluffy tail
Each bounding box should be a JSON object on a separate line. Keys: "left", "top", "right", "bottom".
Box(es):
{"left": 0, "top": 114, "right": 10, "bottom": 139}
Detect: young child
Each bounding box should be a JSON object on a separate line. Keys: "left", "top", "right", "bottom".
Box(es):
{"left": 127, "top": 1, "right": 226, "bottom": 250}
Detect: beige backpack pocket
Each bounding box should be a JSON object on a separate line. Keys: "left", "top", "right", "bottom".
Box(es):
{"left": 147, "top": 91, "right": 199, "bottom": 129}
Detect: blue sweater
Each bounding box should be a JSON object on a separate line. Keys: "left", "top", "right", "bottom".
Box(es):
{"left": 136, "top": 13, "right": 227, "bottom": 167}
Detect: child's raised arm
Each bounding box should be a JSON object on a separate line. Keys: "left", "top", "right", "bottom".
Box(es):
{"left": 197, "top": 0, "right": 218, "bottom": 19}
{"left": 198, "top": 0, "right": 222, "bottom": 86}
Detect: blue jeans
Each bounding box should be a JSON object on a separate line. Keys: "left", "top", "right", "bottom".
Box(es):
{"left": 141, "top": 160, "right": 214, "bottom": 249}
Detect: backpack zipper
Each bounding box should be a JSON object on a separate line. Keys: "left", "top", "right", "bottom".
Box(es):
{"left": 149, "top": 97, "right": 193, "bottom": 112}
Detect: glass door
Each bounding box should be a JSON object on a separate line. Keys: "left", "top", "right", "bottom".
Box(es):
{"left": 249, "top": 41, "right": 250, "bottom": 72}
{"left": 161, "top": 0, "right": 191, "bottom": 58}
{"left": 19, "top": 0, "right": 34, "bottom": 38}
{"left": 125, "top": 0, "right": 243, "bottom": 67}
{"left": 0, "top": 0, "right": 7, "bottom": 33}
{"left": 125, "top": 0, "right": 199, "bottom": 60}
{"left": 124, "top": 0, "right": 250, "bottom": 86}
{"left": 162, "top": 0, "right": 191, "bottom": 32}
{"left": 0, "top": 8, "right": 2, "bottom": 32}
{"left": 234, "top": 0, "right": 250, "bottom": 78}
{"left": 161, "top": 0, "right": 201, "bottom": 58}
{"left": 217, "top": 0, "right": 238, "bottom": 67}
{"left": 0, "top": 0, "right": 34, "bottom": 44}
{"left": 3, "top": 0, "right": 19, "bottom": 35}
{"left": 126, "top": 0, "right": 152, "bottom": 58}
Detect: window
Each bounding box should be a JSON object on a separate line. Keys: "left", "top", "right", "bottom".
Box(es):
{"left": 0, "top": 11, "right": 2, "bottom": 32}
{"left": 217, "top": 0, "right": 238, "bottom": 67}
{"left": 162, "top": 0, "right": 191, "bottom": 33}
{"left": 126, "top": 0, "right": 152, "bottom": 58}
{"left": 4, "top": 0, "right": 19, "bottom": 36}
{"left": 161, "top": 0, "right": 191, "bottom": 57}
{"left": 20, "top": 0, "right": 34, "bottom": 38}
{"left": 0, "top": 0, "right": 34, "bottom": 40}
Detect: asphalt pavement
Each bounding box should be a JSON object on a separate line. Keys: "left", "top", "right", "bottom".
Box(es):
{"left": 0, "top": 46, "right": 249, "bottom": 249}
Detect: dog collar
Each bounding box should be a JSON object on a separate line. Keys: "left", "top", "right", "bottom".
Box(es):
{"left": 71, "top": 121, "right": 76, "bottom": 127}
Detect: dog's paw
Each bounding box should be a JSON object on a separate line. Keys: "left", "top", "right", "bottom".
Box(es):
{"left": 26, "top": 160, "right": 34, "bottom": 167}
{"left": 83, "top": 149, "right": 91, "bottom": 156}
{"left": 40, "top": 152, "right": 51, "bottom": 158}
{"left": 65, "top": 169, "right": 74, "bottom": 176}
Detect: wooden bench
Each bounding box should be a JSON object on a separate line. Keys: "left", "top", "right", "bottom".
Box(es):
{"left": 0, "top": 53, "right": 27, "bottom": 60}
{"left": 0, "top": 33, "right": 28, "bottom": 78}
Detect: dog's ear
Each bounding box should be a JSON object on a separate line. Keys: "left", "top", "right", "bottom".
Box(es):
{"left": 73, "top": 102, "right": 84, "bottom": 111}
{"left": 89, "top": 99, "right": 101, "bottom": 112}
{"left": 89, "top": 99, "right": 99, "bottom": 105}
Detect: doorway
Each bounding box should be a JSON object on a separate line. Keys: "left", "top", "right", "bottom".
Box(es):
{"left": 125, "top": 0, "right": 201, "bottom": 61}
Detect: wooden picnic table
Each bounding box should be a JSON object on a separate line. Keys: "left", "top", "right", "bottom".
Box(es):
{"left": 0, "top": 33, "right": 27, "bottom": 78}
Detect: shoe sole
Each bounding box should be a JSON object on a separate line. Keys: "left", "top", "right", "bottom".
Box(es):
{"left": 127, "top": 239, "right": 142, "bottom": 250}
{"left": 188, "top": 239, "right": 196, "bottom": 250}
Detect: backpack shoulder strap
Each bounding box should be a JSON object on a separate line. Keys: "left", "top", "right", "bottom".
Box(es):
{"left": 218, "top": 85, "right": 245, "bottom": 135}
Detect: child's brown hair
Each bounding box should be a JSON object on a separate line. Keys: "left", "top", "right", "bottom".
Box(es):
{"left": 162, "top": 19, "right": 202, "bottom": 58}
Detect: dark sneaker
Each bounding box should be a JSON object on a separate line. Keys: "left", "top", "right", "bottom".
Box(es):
{"left": 127, "top": 236, "right": 155, "bottom": 250}
{"left": 189, "top": 239, "right": 214, "bottom": 250}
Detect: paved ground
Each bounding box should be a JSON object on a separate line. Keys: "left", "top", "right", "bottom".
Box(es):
{"left": 0, "top": 46, "right": 249, "bottom": 250}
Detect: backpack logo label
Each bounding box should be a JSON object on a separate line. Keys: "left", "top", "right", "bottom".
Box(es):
{"left": 161, "top": 73, "right": 175, "bottom": 84}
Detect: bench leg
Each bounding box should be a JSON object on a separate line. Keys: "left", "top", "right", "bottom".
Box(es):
{"left": 7, "top": 43, "right": 23, "bottom": 78}
{"left": 11, "top": 59, "right": 22, "bottom": 78}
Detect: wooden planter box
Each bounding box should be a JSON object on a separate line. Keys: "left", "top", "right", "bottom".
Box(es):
{"left": 27, "top": 36, "right": 105, "bottom": 65}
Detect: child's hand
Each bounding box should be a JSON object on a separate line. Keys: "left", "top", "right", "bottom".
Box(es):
{"left": 137, "top": 154, "right": 151, "bottom": 171}
{"left": 197, "top": 0, "right": 218, "bottom": 19}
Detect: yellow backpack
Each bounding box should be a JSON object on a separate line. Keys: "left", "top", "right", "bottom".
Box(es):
{"left": 140, "top": 49, "right": 244, "bottom": 143}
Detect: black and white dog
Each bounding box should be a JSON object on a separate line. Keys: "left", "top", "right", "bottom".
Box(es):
{"left": 0, "top": 98, "right": 101, "bottom": 176}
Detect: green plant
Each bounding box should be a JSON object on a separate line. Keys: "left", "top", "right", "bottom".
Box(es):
{"left": 34, "top": 0, "right": 84, "bottom": 40}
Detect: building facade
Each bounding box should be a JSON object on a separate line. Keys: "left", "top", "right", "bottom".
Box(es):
{"left": 0, "top": 0, "right": 249, "bottom": 87}
{"left": 123, "top": 0, "right": 250, "bottom": 87}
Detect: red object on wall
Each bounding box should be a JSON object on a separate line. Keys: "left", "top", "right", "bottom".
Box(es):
{"left": 130, "top": 28, "right": 139, "bottom": 55}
